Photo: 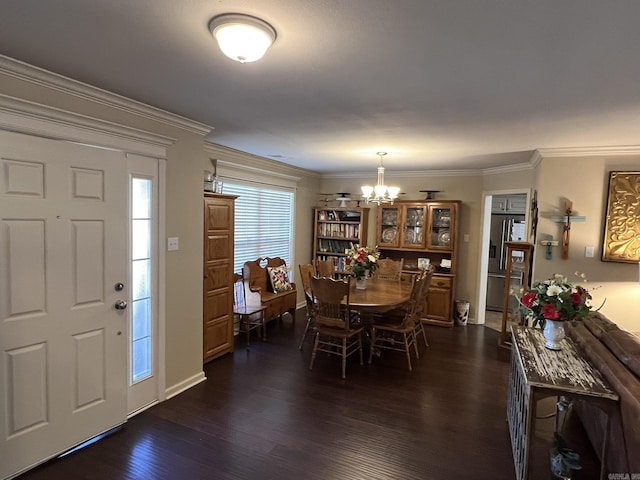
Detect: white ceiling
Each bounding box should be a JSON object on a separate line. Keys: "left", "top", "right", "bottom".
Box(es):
{"left": 1, "top": 1, "right": 640, "bottom": 173}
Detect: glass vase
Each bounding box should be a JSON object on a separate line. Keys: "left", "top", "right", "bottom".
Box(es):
{"left": 355, "top": 277, "right": 367, "bottom": 290}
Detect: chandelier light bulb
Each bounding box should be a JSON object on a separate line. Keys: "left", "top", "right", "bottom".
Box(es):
{"left": 361, "top": 185, "right": 374, "bottom": 197}
{"left": 388, "top": 186, "right": 401, "bottom": 199}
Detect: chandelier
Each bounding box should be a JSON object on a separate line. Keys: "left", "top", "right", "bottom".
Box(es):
{"left": 361, "top": 152, "right": 400, "bottom": 205}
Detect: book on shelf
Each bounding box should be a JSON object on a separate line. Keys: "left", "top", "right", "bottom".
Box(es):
{"left": 317, "top": 255, "right": 349, "bottom": 273}
{"left": 317, "top": 223, "right": 360, "bottom": 238}
{"left": 317, "top": 238, "right": 354, "bottom": 254}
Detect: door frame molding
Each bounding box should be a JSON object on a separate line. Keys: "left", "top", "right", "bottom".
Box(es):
{"left": 0, "top": 94, "right": 172, "bottom": 410}
{"left": 475, "top": 188, "right": 532, "bottom": 325}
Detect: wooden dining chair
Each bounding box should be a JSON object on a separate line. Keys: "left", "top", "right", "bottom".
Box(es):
{"left": 375, "top": 258, "right": 404, "bottom": 281}
{"left": 315, "top": 258, "right": 335, "bottom": 278}
{"left": 412, "top": 265, "right": 435, "bottom": 348}
{"left": 233, "top": 273, "right": 267, "bottom": 346}
{"left": 298, "top": 263, "right": 317, "bottom": 350}
{"left": 309, "top": 276, "right": 363, "bottom": 379}
{"left": 368, "top": 270, "right": 430, "bottom": 371}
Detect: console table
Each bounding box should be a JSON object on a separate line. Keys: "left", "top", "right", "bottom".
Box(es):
{"left": 507, "top": 326, "right": 619, "bottom": 480}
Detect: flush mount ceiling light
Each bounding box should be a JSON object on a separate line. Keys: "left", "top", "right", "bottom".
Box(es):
{"left": 361, "top": 152, "right": 401, "bottom": 205}
{"left": 209, "top": 14, "right": 276, "bottom": 63}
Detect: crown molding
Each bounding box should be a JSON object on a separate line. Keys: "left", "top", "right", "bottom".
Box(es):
{"left": 322, "top": 161, "right": 538, "bottom": 179}
{"left": 536, "top": 145, "right": 640, "bottom": 158}
{"left": 323, "top": 168, "right": 480, "bottom": 179}
{"left": 481, "top": 161, "right": 537, "bottom": 176}
{"left": 0, "top": 94, "right": 175, "bottom": 158}
{"left": 0, "top": 54, "right": 212, "bottom": 136}
{"left": 204, "top": 142, "right": 317, "bottom": 180}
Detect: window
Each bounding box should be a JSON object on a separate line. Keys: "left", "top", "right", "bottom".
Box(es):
{"left": 223, "top": 183, "right": 294, "bottom": 273}
{"left": 130, "top": 177, "right": 153, "bottom": 384}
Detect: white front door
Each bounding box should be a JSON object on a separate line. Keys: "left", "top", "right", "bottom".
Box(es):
{"left": 0, "top": 131, "right": 128, "bottom": 479}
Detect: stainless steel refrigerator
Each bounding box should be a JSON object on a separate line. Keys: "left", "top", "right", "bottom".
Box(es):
{"left": 486, "top": 214, "right": 526, "bottom": 311}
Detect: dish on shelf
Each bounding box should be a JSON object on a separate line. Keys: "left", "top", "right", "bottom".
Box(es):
{"left": 438, "top": 230, "right": 450, "bottom": 245}
{"left": 404, "top": 229, "right": 416, "bottom": 243}
{"left": 382, "top": 210, "right": 397, "bottom": 226}
{"left": 406, "top": 209, "right": 417, "bottom": 224}
{"left": 382, "top": 227, "right": 397, "bottom": 243}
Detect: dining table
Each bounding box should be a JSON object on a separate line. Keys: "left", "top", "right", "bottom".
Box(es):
{"left": 348, "top": 276, "right": 412, "bottom": 312}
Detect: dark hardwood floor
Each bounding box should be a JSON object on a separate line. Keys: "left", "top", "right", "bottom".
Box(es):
{"left": 18, "top": 310, "right": 600, "bottom": 480}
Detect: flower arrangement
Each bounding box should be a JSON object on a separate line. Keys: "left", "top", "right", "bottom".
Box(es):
{"left": 515, "top": 272, "right": 603, "bottom": 328}
{"left": 345, "top": 244, "right": 380, "bottom": 279}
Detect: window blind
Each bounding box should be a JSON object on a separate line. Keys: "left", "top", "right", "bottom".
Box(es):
{"left": 224, "top": 182, "right": 294, "bottom": 274}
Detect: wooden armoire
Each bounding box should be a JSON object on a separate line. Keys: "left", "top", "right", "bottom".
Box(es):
{"left": 203, "top": 193, "right": 237, "bottom": 362}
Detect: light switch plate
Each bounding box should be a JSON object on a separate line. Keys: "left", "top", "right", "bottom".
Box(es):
{"left": 167, "top": 237, "right": 179, "bottom": 251}
{"left": 585, "top": 245, "right": 595, "bottom": 258}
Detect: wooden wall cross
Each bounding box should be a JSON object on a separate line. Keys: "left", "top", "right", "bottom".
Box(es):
{"left": 551, "top": 200, "right": 586, "bottom": 259}
{"left": 561, "top": 201, "right": 573, "bottom": 260}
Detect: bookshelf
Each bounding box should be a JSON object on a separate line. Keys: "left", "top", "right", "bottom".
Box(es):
{"left": 313, "top": 207, "right": 369, "bottom": 275}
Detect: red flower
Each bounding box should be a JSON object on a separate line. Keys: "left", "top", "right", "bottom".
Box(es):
{"left": 571, "top": 292, "right": 582, "bottom": 305}
{"left": 542, "top": 303, "right": 560, "bottom": 320}
{"left": 522, "top": 292, "right": 537, "bottom": 308}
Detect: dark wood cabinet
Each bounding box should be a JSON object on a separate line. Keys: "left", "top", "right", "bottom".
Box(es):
{"left": 203, "top": 193, "right": 237, "bottom": 362}
{"left": 377, "top": 200, "right": 460, "bottom": 327}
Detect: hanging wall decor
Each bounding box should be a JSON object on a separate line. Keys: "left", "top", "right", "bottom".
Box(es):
{"left": 602, "top": 171, "right": 640, "bottom": 263}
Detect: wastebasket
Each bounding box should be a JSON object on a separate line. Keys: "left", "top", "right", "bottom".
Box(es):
{"left": 455, "top": 299, "right": 470, "bottom": 326}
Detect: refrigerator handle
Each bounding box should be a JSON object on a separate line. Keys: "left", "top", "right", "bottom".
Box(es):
{"left": 499, "top": 219, "right": 506, "bottom": 270}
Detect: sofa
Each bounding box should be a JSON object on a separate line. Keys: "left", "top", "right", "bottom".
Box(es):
{"left": 566, "top": 312, "right": 639, "bottom": 474}
{"left": 242, "top": 257, "right": 297, "bottom": 322}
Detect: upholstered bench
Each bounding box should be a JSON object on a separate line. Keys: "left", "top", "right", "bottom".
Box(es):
{"left": 242, "top": 257, "right": 297, "bottom": 322}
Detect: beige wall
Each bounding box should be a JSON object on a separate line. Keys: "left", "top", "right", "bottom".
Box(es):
{"left": 534, "top": 156, "right": 640, "bottom": 332}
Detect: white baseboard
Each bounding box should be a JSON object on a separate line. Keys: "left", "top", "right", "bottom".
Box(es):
{"left": 164, "top": 371, "right": 206, "bottom": 400}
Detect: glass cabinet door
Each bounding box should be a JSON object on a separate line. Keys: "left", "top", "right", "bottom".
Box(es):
{"left": 428, "top": 205, "right": 453, "bottom": 249}
{"left": 400, "top": 205, "right": 427, "bottom": 248}
{"left": 378, "top": 206, "right": 400, "bottom": 247}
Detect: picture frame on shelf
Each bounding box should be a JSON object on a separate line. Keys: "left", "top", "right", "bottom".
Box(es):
{"left": 418, "top": 258, "right": 430, "bottom": 270}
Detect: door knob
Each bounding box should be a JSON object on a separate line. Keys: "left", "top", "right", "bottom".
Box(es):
{"left": 115, "top": 300, "right": 127, "bottom": 310}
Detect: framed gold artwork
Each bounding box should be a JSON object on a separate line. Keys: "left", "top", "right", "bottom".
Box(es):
{"left": 602, "top": 171, "right": 640, "bottom": 263}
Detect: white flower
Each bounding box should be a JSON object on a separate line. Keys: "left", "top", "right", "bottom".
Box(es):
{"left": 546, "top": 285, "right": 563, "bottom": 297}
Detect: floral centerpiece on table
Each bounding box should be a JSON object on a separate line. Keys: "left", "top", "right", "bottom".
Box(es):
{"left": 514, "top": 272, "right": 603, "bottom": 329}
{"left": 345, "top": 244, "right": 380, "bottom": 279}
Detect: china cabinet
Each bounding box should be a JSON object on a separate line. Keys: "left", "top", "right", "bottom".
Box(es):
{"left": 377, "top": 200, "right": 460, "bottom": 327}
{"left": 313, "top": 207, "right": 369, "bottom": 275}
{"left": 499, "top": 241, "right": 534, "bottom": 349}
{"left": 203, "top": 193, "right": 237, "bottom": 363}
